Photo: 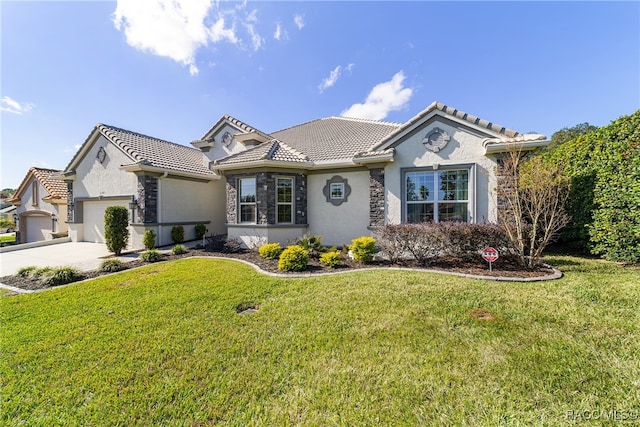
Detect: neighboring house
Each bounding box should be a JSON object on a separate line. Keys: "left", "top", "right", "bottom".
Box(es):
{"left": 57, "top": 101, "right": 548, "bottom": 250}
{"left": 56, "top": 124, "right": 225, "bottom": 249}
{"left": 201, "top": 101, "right": 548, "bottom": 247}
{"left": 8, "top": 167, "right": 68, "bottom": 243}
{"left": 0, "top": 205, "right": 17, "bottom": 222}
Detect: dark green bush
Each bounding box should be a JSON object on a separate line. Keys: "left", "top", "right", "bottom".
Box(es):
{"left": 140, "top": 249, "right": 163, "bottom": 263}
{"left": 350, "top": 236, "right": 377, "bottom": 264}
{"left": 100, "top": 259, "right": 125, "bottom": 273}
{"left": 319, "top": 250, "right": 342, "bottom": 268}
{"left": 143, "top": 229, "right": 156, "bottom": 250}
{"left": 104, "top": 206, "right": 129, "bottom": 256}
{"left": 194, "top": 224, "right": 207, "bottom": 240}
{"left": 171, "top": 244, "right": 188, "bottom": 255}
{"left": 171, "top": 225, "right": 185, "bottom": 244}
{"left": 259, "top": 243, "right": 282, "bottom": 260}
{"left": 278, "top": 245, "right": 309, "bottom": 272}
{"left": 41, "top": 267, "right": 82, "bottom": 287}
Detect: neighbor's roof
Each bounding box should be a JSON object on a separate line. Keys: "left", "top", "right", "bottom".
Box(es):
{"left": 66, "top": 124, "right": 215, "bottom": 177}
{"left": 9, "top": 167, "right": 67, "bottom": 202}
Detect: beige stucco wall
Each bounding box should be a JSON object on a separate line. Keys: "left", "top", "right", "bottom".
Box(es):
{"left": 228, "top": 225, "right": 309, "bottom": 249}
{"left": 385, "top": 119, "right": 498, "bottom": 225}
{"left": 307, "top": 170, "right": 372, "bottom": 247}
{"left": 202, "top": 124, "right": 252, "bottom": 164}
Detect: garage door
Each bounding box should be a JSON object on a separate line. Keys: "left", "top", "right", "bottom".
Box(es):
{"left": 25, "top": 215, "right": 52, "bottom": 243}
{"left": 83, "top": 200, "right": 128, "bottom": 243}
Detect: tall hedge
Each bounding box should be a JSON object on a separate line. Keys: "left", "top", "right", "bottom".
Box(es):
{"left": 104, "top": 206, "right": 129, "bottom": 256}
{"left": 546, "top": 110, "right": 640, "bottom": 261}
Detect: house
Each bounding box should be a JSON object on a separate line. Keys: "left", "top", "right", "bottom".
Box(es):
{"left": 55, "top": 124, "right": 225, "bottom": 249}
{"left": 8, "top": 167, "right": 68, "bottom": 243}
{"left": 0, "top": 205, "right": 17, "bottom": 222}
{"left": 58, "top": 102, "right": 548, "bottom": 250}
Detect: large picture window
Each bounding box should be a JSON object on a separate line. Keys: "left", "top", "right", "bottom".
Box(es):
{"left": 405, "top": 168, "right": 470, "bottom": 223}
{"left": 276, "top": 177, "right": 293, "bottom": 223}
{"left": 238, "top": 177, "right": 256, "bottom": 223}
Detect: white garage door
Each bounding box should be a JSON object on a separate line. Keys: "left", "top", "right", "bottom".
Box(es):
{"left": 25, "top": 215, "right": 52, "bottom": 243}
{"left": 83, "top": 200, "right": 128, "bottom": 243}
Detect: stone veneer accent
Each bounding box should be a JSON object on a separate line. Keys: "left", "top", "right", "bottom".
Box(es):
{"left": 495, "top": 156, "right": 516, "bottom": 223}
{"left": 369, "top": 168, "right": 385, "bottom": 227}
{"left": 225, "top": 172, "right": 307, "bottom": 225}
{"left": 136, "top": 174, "right": 158, "bottom": 223}
{"left": 66, "top": 182, "right": 74, "bottom": 222}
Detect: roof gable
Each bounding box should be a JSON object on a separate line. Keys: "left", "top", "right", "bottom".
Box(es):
{"left": 198, "top": 114, "right": 271, "bottom": 141}
{"left": 9, "top": 167, "right": 67, "bottom": 202}
{"left": 214, "top": 139, "right": 309, "bottom": 167}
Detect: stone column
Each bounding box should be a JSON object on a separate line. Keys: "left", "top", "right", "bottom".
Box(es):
{"left": 369, "top": 168, "right": 385, "bottom": 227}
{"left": 136, "top": 174, "right": 158, "bottom": 223}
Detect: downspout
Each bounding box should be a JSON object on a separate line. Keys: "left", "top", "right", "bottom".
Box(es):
{"left": 157, "top": 171, "right": 168, "bottom": 246}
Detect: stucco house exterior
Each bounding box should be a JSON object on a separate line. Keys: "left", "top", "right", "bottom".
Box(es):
{"left": 9, "top": 167, "right": 68, "bottom": 243}
{"left": 57, "top": 102, "right": 548, "bottom": 250}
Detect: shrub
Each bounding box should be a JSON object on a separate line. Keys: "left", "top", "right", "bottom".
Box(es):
{"left": 171, "top": 225, "right": 185, "bottom": 244}
{"left": 259, "top": 243, "right": 282, "bottom": 260}
{"left": 104, "top": 206, "right": 129, "bottom": 256}
{"left": 100, "top": 258, "right": 125, "bottom": 273}
{"left": 17, "top": 266, "right": 37, "bottom": 277}
{"left": 350, "top": 236, "right": 377, "bottom": 264}
{"left": 194, "top": 224, "right": 207, "bottom": 240}
{"left": 171, "top": 244, "right": 188, "bottom": 255}
{"left": 297, "top": 233, "right": 324, "bottom": 257}
{"left": 319, "top": 250, "right": 342, "bottom": 268}
{"left": 278, "top": 245, "right": 309, "bottom": 272}
{"left": 31, "top": 267, "right": 53, "bottom": 279}
{"left": 223, "top": 237, "right": 243, "bottom": 253}
{"left": 140, "top": 249, "right": 162, "bottom": 263}
{"left": 142, "top": 229, "right": 156, "bottom": 250}
{"left": 40, "top": 267, "right": 81, "bottom": 287}
{"left": 375, "top": 224, "right": 409, "bottom": 263}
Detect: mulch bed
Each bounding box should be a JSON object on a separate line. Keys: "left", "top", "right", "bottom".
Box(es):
{"left": 0, "top": 248, "right": 555, "bottom": 292}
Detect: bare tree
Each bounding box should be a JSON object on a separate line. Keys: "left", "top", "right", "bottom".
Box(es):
{"left": 497, "top": 146, "right": 571, "bottom": 268}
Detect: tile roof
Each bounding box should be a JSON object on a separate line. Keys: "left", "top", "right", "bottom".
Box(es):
{"left": 214, "top": 139, "right": 309, "bottom": 166}
{"left": 199, "top": 114, "right": 270, "bottom": 141}
{"left": 96, "top": 124, "right": 215, "bottom": 176}
{"left": 270, "top": 116, "right": 402, "bottom": 162}
{"left": 10, "top": 167, "right": 67, "bottom": 202}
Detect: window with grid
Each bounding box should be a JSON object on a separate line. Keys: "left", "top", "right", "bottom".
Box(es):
{"left": 276, "top": 177, "right": 293, "bottom": 223}
{"left": 405, "top": 169, "right": 469, "bottom": 223}
{"left": 238, "top": 177, "right": 256, "bottom": 223}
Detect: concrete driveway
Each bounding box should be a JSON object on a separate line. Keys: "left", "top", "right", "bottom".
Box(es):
{"left": 0, "top": 242, "right": 138, "bottom": 277}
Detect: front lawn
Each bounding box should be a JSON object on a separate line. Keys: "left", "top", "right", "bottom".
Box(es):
{"left": 0, "top": 234, "right": 16, "bottom": 245}
{"left": 1, "top": 256, "right": 639, "bottom": 425}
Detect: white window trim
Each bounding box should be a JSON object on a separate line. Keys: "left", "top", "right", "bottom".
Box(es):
{"left": 276, "top": 176, "right": 294, "bottom": 224}
{"left": 402, "top": 164, "right": 476, "bottom": 223}
{"left": 238, "top": 177, "right": 257, "bottom": 224}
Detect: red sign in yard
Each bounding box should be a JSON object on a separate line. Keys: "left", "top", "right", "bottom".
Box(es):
{"left": 482, "top": 247, "right": 499, "bottom": 262}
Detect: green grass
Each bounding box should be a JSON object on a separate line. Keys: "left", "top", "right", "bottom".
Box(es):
{"left": 0, "top": 234, "right": 16, "bottom": 244}
{"left": 1, "top": 256, "right": 639, "bottom": 425}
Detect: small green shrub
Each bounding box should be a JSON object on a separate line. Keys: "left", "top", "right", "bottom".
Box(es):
{"left": 140, "top": 249, "right": 163, "bottom": 263}
{"left": 143, "top": 229, "right": 156, "bottom": 250}
{"left": 41, "top": 267, "right": 81, "bottom": 287}
{"left": 297, "top": 233, "right": 323, "bottom": 257}
{"left": 17, "top": 266, "right": 37, "bottom": 277}
{"left": 278, "top": 245, "right": 309, "bottom": 272}
{"left": 171, "top": 244, "right": 188, "bottom": 255}
{"left": 259, "top": 243, "right": 282, "bottom": 260}
{"left": 104, "top": 206, "right": 130, "bottom": 256}
{"left": 100, "top": 259, "right": 125, "bottom": 273}
{"left": 194, "top": 224, "right": 207, "bottom": 240}
{"left": 319, "top": 250, "right": 342, "bottom": 268}
{"left": 31, "top": 267, "right": 53, "bottom": 279}
{"left": 171, "top": 225, "right": 185, "bottom": 244}
{"left": 350, "top": 236, "right": 377, "bottom": 263}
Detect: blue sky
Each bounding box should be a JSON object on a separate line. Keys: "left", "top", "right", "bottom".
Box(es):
{"left": 1, "top": 1, "right": 638, "bottom": 189}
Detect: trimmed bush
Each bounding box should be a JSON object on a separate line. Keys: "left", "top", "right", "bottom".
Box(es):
{"left": 143, "top": 229, "right": 156, "bottom": 250}
{"left": 40, "top": 267, "right": 81, "bottom": 287}
{"left": 278, "top": 245, "right": 309, "bottom": 272}
{"left": 319, "top": 250, "right": 342, "bottom": 268}
{"left": 297, "top": 233, "right": 323, "bottom": 257}
{"left": 140, "top": 249, "right": 162, "bottom": 263}
{"left": 171, "top": 225, "right": 185, "bottom": 244}
{"left": 259, "top": 243, "right": 282, "bottom": 260}
{"left": 194, "top": 224, "right": 207, "bottom": 240}
{"left": 104, "top": 206, "right": 129, "bottom": 256}
{"left": 100, "top": 259, "right": 125, "bottom": 273}
{"left": 17, "top": 266, "right": 37, "bottom": 278}
{"left": 350, "top": 236, "right": 377, "bottom": 264}
{"left": 171, "top": 244, "right": 188, "bottom": 255}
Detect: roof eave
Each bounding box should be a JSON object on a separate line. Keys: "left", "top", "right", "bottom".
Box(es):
{"left": 483, "top": 139, "right": 550, "bottom": 154}
{"left": 120, "top": 163, "right": 221, "bottom": 180}
{"left": 212, "top": 159, "right": 312, "bottom": 172}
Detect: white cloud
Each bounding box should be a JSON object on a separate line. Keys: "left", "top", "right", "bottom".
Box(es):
{"left": 341, "top": 71, "right": 413, "bottom": 120}
{"left": 294, "top": 14, "right": 304, "bottom": 30}
{"left": 113, "top": 0, "right": 265, "bottom": 75}
{"left": 64, "top": 144, "right": 83, "bottom": 154}
{"left": 318, "top": 63, "right": 354, "bottom": 94}
{"left": 274, "top": 22, "right": 288, "bottom": 41}
{"left": 1, "top": 96, "right": 35, "bottom": 114}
